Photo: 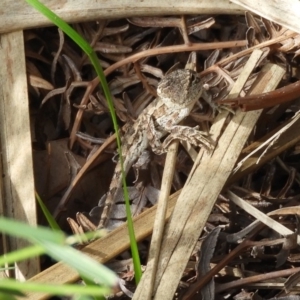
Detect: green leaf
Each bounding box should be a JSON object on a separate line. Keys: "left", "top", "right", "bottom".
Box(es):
{"left": 80, "top": 275, "right": 105, "bottom": 300}
{"left": 35, "top": 191, "right": 61, "bottom": 230}
{"left": 73, "top": 295, "right": 96, "bottom": 300}
{"left": 0, "top": 217, "right": 65, "bottom": 245}
{"left": 0, "top": 289, "right": 24, "bottom": 299}
{"left": 0, "top": 245, "right": 44, "bottom": 268}
{"left": 0, "top": 279, "right": 111, "bottom": 297}
{"left": 36, "top": 240, "right": 118, "bottom": 287}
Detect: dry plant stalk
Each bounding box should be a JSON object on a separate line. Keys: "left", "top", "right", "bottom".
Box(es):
{"left": 27, "top": 110, "right": 300, "bottom": 299}
{"left": 149, "top": 61, "right": 285, "bottom": 299}
{"left": 0, "top": 0, "right": 243, "bottom": 34}
{"left": 229, "top": 116, "right": 300, "bottom": 183}
{"left": 231, "top": 0, "right": 300, "bottom": 34}
{"left": 227, "top": 190, "right": 300, "bottom": 242}
{"left": 143, "top": 141, "right": 180, "bottom": 299}
{"left": 0, "top": 31, "right": 39, "bottom": 280}
{"left": 28, "top": 109, "right": 300, "bottom": 299}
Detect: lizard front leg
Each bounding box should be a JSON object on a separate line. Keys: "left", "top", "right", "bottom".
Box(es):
{"left": 146, "top": 114, "right": 213, "bottom": 154}
{"left": 146, "top": 115, "right": 166, "bottom": 155}
{"left": 162, "top": 125, "right": 213, "bottom": 151}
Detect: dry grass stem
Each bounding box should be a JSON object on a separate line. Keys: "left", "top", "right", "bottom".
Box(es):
{"left": 0, "top": 31, "right": 39, "bottom": 279}
{"left": 231, "top": 0, "right": 300, "bottom": 34}
{"left": 227, "top": 190, "right": 300, "bottom": 243}
{"left": 151, "top": 61, "right": 284, "bottom": 299}
{"left": 0, "top": 0, "right": 244, "bottom": 34}
{"left": 134, "top": 141, "right": 179, "bottom": 300}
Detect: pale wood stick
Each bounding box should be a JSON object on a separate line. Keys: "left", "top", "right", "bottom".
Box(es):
{"left": 228, "top": 191, "right": 300, "bottom": 242}
{"left": 0, "top": 0, "right": 244, "bottom": 34}
{"left": 231, "top": 0, "right": 300, "bottom": 34}
{"left": 0, "top": 31, "right": 39, "bottom": 279}
{"left": 135, "top": 141, "right": 179, "bottom": 300}
{"left": 151, "top": 51, "right": 285, "bottom": 300}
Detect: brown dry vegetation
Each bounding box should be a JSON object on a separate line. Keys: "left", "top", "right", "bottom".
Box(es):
{"left": 17, "top": 11, "right": 300, "bottom": 300}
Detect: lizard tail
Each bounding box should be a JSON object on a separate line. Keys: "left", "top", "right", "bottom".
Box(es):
{"left": 97, "top": 160, "right": 129, "bottom": 228}
{"left": 97, "top": 190, "right": 115, "bottom": 228}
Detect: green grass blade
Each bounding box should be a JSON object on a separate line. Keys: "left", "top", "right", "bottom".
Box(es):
{"left": 0, "top": 245, "right": 44, "bottom": 268}
{"left": 0, "top": 217, "right": 117, "bottom": 292}
{"left": 0, "top": 290, "right": 23, "bottom": 300}
{"left": 73, "top": 295, "right": 97, "bottom": 300}
{"left": 80, "top": 275, "right": 105, "bottom": 300}
{"left": 65, "top": 230, "right": 104, "bottom": 246}
{"left": 35, "top": 191, "right": 61, "bottom": 230}
{"left": 0, "top": 279, "right": 111, "bottom": 297}
{"left": 24, "top": 0, "right": 91, "bottom": 55}
{"left": 25, "top": 0, "right": 142, "bottom": 283}
{"left": 35, "top": 240, "right": 118, "bottom": 287}
{"left": 0, "top": 217, "right": 65, "bottom": 244}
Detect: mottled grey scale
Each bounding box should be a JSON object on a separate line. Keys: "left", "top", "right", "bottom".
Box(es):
{"left": 97, "top": 68, "right": 211, "bottom": 229}
{"left": 126, "top": 127, "right": 136, "bottom": 137}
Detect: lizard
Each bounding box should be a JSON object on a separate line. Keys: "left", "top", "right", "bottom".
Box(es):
{"left": 97, "top": 67, "right": 213, "bottom": 229}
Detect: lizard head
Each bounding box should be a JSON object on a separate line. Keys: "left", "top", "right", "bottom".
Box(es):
{"left": 157, "top": 69, "right": 202, "bottom": 109}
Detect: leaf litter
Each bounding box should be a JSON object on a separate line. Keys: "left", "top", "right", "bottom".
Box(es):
{"left": 27, "top": 12, "right": 300, "bottom": 299}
